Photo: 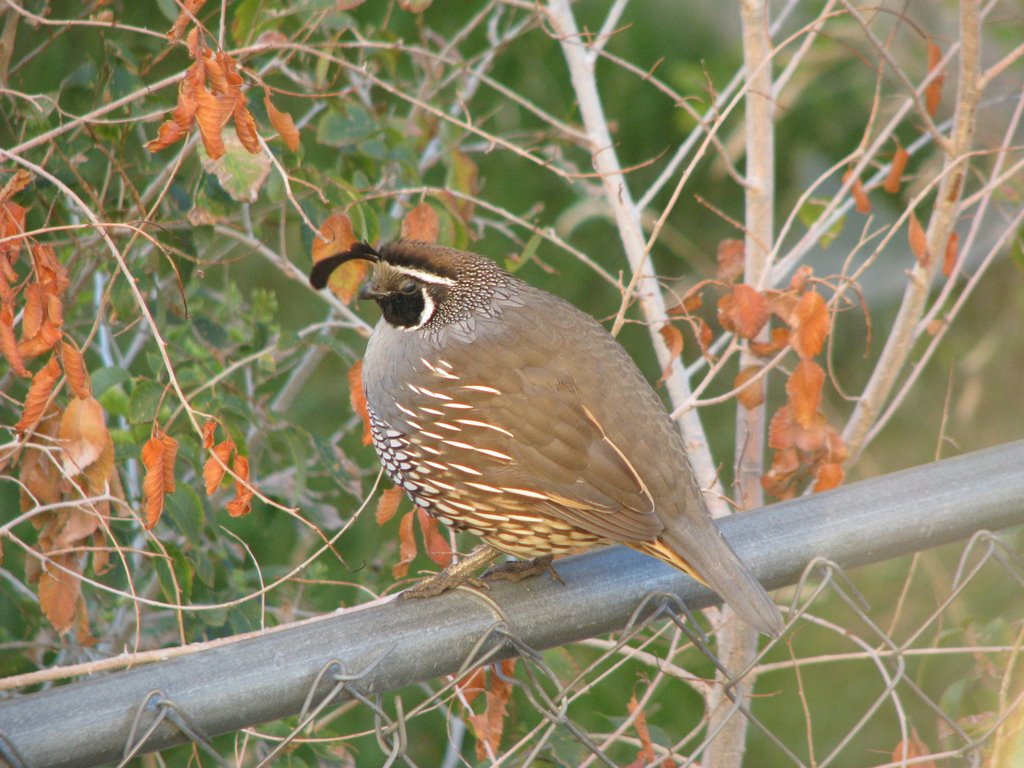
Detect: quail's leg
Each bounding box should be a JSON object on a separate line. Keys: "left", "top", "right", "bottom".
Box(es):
{"left": 483, "top": 555, "right": 564, "bottom": 585}
{"left": 400, "top": 544, "right": 500, "bottom": 599}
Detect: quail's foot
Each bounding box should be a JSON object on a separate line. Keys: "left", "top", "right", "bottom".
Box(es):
{"left": 483, "top": 555, "right": 564, "bottom": 585}
{"left": 399, "top": 544, "right": 498, "bottom": 599}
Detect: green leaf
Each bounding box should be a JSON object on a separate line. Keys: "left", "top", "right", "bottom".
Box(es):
{"left": 316, "top": 105, "right": 377, "bottom": 147}
{"left": 152, "top": 541, "right": 194, "bottom": 603}
{"left": 128, "top": 380, "right": 166, "bottom": 424}
{"left": 798, "top": 198, "right": 845, "bottom": 248}
{"left": 200, "top": 134, "right": 272, "bottom": 203}
{"left": 91, "top": 366, "right": 131, "bottom": 397}
{"left": 166, "top": 485, "right": 206, "bottom": 547}
{"left": 193, "top": 314, "right": 230, "bottom": 349}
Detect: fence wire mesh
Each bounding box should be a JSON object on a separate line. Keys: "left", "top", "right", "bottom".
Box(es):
{"left": 200, "top": 529, "right": 1019, "bottom": 768}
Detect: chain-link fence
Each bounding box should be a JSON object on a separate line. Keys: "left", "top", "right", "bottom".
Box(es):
{"left": 2, "top": 442, "right": 1022, "bottom": 767}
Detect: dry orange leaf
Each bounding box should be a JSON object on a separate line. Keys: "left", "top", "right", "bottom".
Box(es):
{"left": 16, "top": 355, "right": 61, "bottom": 432}
{"left": 17, "top": 404, "right": 62, "bottom": 511}
{"left": 204, "top": 439, "right": 235, "bottom": 495}
{"left": 418, "top": 507, "right": 453, "bottom": 568}
{"left": 194, "top": 79, "right": 230, "bottom": 159}
{"left": 884, "top": 144, "right": 909, "bottom": 195}
{"left": 767, "top": 405, "right": 795, "bottom": 451}
{"left": 762, "top": 446, "right": 801, "bottom": 500}
{"left": 168, "top": 0, "right": 207, "bottom": 41}
{"left": 233, "top": 100, "right": 261, "bottom": 154}
{"left": 401, "top": 202, "right": 440, "bottom": 243}
{"left": 312, "top": 213, "right": 366, "bottom": 304}
{"left": 39, "top": 553, "right": 81, "bottom": 635}
{"left": 392, "top": 510, "right": 417, "bottom": 578}
{"left": 60, "top": 341, "right": 91, "bottom": 399}
{"left": 348, "top": 359, "right": 372, "bottom": 445}
{"left": 201, "top": 419, "right": 217, "bottom": 449}
{"left": 908, "top": 212, "right": 929, "bottom": 267}
{"left": 943, "top": 231, "right": 959, "bottom": 279}
{"left": 787, "top": 359, "right": 825, "bottom": 430}
{"left": 716, "top": 239, "right": 745, "bottom": 283}
{"left": 21, "top": 282, "right": 43, "bottom": 340}
{"left": 0, "top": 301, "right": 29, "bottom": 377}
{"left": 455, "top": 666, "right": 488, "bottom": 707}
{"left": 734, "top": 365, "right": 764, "bottom": 410}
{"left": 925, "top": 41, "right": 945, "bottom": 117}
{"left": 59, "top": 397, "right": 110, "bottom": 479}
{"left": 788, "top": 290, "right": 828, "bottom": 360}
{"left": 843, "top": 168, "right": 871, "bottom": 214}
{"left": 718, "top": 283, "right": 768, "bottom": 339}
{"left": 376, "top": 485, "right": 404, "bottom": 525}
{"left": 625, "top": 694, "right": 657, "bottom": 768}
{"left": 226, "top": 453, "right": 253, "bottom": 517}
{"left": 468, "top": 659, "right": 516, "bottom": 761}
{"left": 749, "top": 326, "right": 790, "bottom": 358}
{"left": 657, "top": 323, "right": 684, "bottom": 385}
{"left": 141, "top": 429, "right": 178, "bottom": 529}
{"left": 813, "top": 462, "right": 845, "bottom": 493}
{"left": 0, "top": 169, "right": 32, "bottom": 205}
{"left": 893, "top": 733, "right": 937, "bottom": 768}
{"left": 0, "top": 200, "right": 26, "bottom": 261}
{"left": 264, "top": 91, "right": 300, "bottom": 152}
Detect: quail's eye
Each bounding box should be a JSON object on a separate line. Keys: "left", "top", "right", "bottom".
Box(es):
{"left": 400, "top": 281, "right": 419, "bottom": 295}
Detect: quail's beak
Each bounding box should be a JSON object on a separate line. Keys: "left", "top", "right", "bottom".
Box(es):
{"left": 358, "top": 280, "right": 384, "bottom": 301}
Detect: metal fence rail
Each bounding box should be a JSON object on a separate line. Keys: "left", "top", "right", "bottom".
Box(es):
{"left": 1, "top": 441, "right": 1023, "bottom": 768}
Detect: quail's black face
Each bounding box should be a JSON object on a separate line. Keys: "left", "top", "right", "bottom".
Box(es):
{"left": 360, "top": 267, "right": 452, "bottom": 330}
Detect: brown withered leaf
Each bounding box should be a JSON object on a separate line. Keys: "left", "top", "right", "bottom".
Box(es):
{"left": 59, "top": 397, "right": 109, "bottom": 479}
{"left": 146, "top": 63, "right": 201, "bottom": 154}
{"left": 21, "top": 283, "right": 44, "bottom": 340}
{"left": 141, "top": 432, "right": 173, "bottom": 529}
{"left": 203, "top": 439, "right": 234, "bottom": 495}
{"left": 793, "top": 411, "right": 827, "bottom": 453}
{"left": 233, "top": 101, "right": 261, "bottom": 154}
{"left": 18, "top": 404, "right": 62, "bottom": 511}
{"left": 788, "top": 290, "right": 828, "bottom": 360}
{"left": 168, "top": 0, "right": 207, "bottom": 41}
{"left": 32, "top": 243, "right": 69, "bottom": 295}
{"left": 789, "top": 266, "right": 813, "bottom": 293}
{"left": 455, "top": 666, "right": 488, "bottom": 707}
{"left": 54, "top": 507, "right": 103, "bottom": 550}
{"left": 843, "top": 169, "right": 871, "bottom": 214}
{"left": 313, "top": 213, "right": 367, "bottom": 303}
{"left": 418, "top": 507, "right": 452, "bottom": 568}
{"left": 17, "top": 318, "right": 62, "bottom": 360}
{"left": 194, "top": 80, "right": 230, "bottom": 160}
{"left": 0, "top": 169, "right": 32, "bottom": 204}
{"left": 943, "top": 231, "right": 959, "bottom": 279}
{"left": 734, "top": 365, "right": 764, "bottom": 410}
{"left": 657, "top": 324, "right": 684, "bottom": 385}
{"left": 695, "top": 317, "right": 713, "bottom": 354}
{"left": 263, "top": 91, "right": 300, "bottom": 152}
{"left": 884, "top": 144, "right": 909, "bottom": 195}
{"left": 716, "top": 239, "right": 745, "bottom": 283}
{"left": 767, "top": 406, "right": 795, "bottom": 451}
{"left": 813, "top": 462, "right": 845, "bottom": 493}
{"left": 201, "top": 419, "right": 217, "bottom": 449}
{"left": 0, "top": 200, "right": 26, "bottom": 260}
{"left": 0, "top": 301, "right": 29, "bottom": 377}
{"left": 761, "top": 447, "right": 801, "bottom": 500}
{"left": 468, "top": 659, "right": 515, "bottom": 761}
{"left": 667, "top": 282, "right": 708, "bottom": 316}
{"left": 376, "top": 485, "right": 404, "bottom": 525}
{"left": 392, "top": 510, "right": 417, "bottom": 578}
{"left": 16, "top": 355, "right": 61, "bottom": 432}
{"left": 401, "top": 202, "right": 440, "bottom": 243}
{"left": 787, "top": 359, "right": 825, "bottom": 429}
{"left": 60, "top": 341, "right": 91, "bottom": 399}
{"left": 348, "top": 359, "right": 372, "bottom": 445}
{"left": 908, "top": 212, "right": 929, "bottom": 267}
{"left": 749, "top": 327, "right": 790, "bottom": 358}
{"left": 626, "top": 694, "right": 657, "bottom": 768}
{"left": 925, "top": 41, "right": 945, "bottom": 117}
{"left": 225, "top": 453, "right": 253, "bottom": 517}
{"left": 447, "top": 151, "right": 478, "bottom": 221}
{"left": 718, "top": 283, "right": 768, "bottom": 339}
{"left": 39, "top": 553, "right": 81, "bottom": 635}
{"left": 893, "top": 733, "right": 937, "bottom": 768}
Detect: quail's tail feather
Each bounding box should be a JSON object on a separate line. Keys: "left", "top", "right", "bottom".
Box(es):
{"left": 641, "top": 523, "right": 784, "bottom": 638}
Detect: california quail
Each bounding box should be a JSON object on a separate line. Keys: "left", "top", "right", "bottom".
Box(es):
{"left": 311, "top": 240, "right": 783, "bottom": 637}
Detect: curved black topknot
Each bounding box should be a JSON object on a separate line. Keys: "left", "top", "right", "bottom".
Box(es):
{"left": 308, "top": 241, "right": 379, "bottom": 289}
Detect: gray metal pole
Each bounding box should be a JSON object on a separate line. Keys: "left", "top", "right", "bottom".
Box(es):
{"left": 2, "top": 441, "right": 1023, "bottom": 768}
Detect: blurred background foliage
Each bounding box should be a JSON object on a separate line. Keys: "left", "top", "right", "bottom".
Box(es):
{"left": 0, "top": 1, "right": 1021, "bottom": 766}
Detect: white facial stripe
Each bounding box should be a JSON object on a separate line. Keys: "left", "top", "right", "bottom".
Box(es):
{"left": 402, "top": 287, "right": 435, "bottom": 332}
{"left": 395, "top": 266, "right": 455, "bottom": 286}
